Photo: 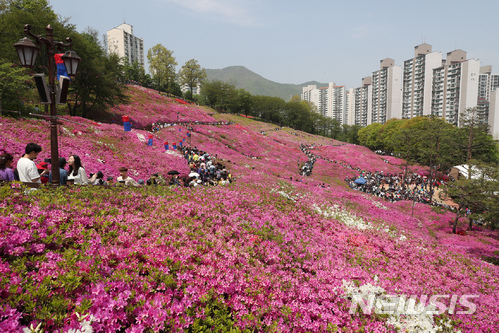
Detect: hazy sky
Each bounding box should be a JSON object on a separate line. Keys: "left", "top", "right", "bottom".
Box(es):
{"left": 47, "top": 0, "right": 499, "bottom": 88}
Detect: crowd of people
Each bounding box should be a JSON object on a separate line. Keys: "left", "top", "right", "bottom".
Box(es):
{"left": 1, "top": 142, "right": 233, "bottom": 189}
{"left": 260, "top": 127, "right": 282, "bottom": 135}
{"left": 151, "top": 121, "right": 234, "bottom": 132}
{"left": 174, "top": 146, "right": 233, "bottom": 187}
{"left": 345, "top": 171, "right": 443, "bottom": 204}
{"left": 299, "top": 144, "right": 317, "bottom": 176}
{"left": 298, "top": 143, "right": 449, "bottom": 205}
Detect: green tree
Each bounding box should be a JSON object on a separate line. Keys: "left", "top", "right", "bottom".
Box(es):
{"left": 391, "top": 126, "right": 421, "bottom": 178}
{"left": 232, "top": 89, "right": 252, "bottom": 115}
{"left": 250, "top": 95, "right": 286, "bottom": 124}
{"left": 0, "top": 0, "right": 60, "bottom": 64}
{"left": 414, "top": 116, "right": 455, "bottom": 202}
{"left": 199, "top": 80, "right": 237, "bottom": 112}
{"left": 0, "top": 59, "right": 31, "bottom": 114}
{"left": 479, "top": 164, "right": 499, "bottom": 229}
{"left": 453, "top": 107, "right": 499, "bottom": 173}
{"left": 441, "top": 163, "right": 497, "bottom": 232}
{"left": 168, "top": 81, "right": 182, "bottom": 97}
{"left": 123, "top": 59, "right": 145, "bottom": 84}
{"left": 147, "top": 44, "right": 177, "bottom": 92}
{"left": 179, "top": 59, "right": 206, "bottom": 96}
{"left": 378, "top": 118, "right": 404, "bottom": 153}
{"left": 285, "top": 99, "right": 312, "bottom": 131}
{"left": 342, "top": 124, "right": 362, "bottom": 144}
{"left": 442, "top": 177, "right": 486, "bottom": 233}
{"left": 358, "top": 123, "right": 383, "bottom": 150}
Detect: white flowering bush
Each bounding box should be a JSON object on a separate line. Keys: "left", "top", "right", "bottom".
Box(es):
{"left": 314, "top": 204, "right": 373, "bottom": 230}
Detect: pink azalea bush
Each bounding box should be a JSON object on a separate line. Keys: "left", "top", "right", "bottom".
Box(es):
{"left": 109, "top": 86, "right": 219, "bottom": 128}
{"left": 0, "top": 85, "right": 498, "bottom": 332}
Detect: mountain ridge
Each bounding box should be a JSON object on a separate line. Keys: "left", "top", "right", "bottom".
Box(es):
{"left": 205, "top": 66, "right": 326, "bottom": 101}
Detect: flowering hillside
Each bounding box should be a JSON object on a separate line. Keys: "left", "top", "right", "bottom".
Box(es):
{"left": 108, "top": 85, "right": 217, "bottom": 129}
{"left": 0, "top": 86, "right": 498, "bottom": 332}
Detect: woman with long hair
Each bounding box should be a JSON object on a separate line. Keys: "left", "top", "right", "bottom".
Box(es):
{"left": 67, "top": 155, "right": 89, "bottom": 185}
{"left": 0, "top": 153, "right": 15, "bottom": 181}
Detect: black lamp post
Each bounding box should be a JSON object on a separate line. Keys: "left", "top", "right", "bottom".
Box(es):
{"left": 13, "top": 24, "right": 81, "bottom": 186}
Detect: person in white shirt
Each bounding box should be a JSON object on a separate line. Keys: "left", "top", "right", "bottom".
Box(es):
{"left": 67, "top": 155, "right": 89, "bottom": 185}
{"left": 117, "top": 167, "right": 140, "bottom": 186}
{"left": 17, "top": 143, "right": 47, "bottom": 183}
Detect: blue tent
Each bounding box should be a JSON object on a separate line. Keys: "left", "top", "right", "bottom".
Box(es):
{"left": 354, "top": 177, "right": 367, "bottom": 185}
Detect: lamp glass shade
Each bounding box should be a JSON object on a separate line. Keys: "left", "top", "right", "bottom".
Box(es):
{"left": 61, "top": 50, "right": 81, "bottom": 76}
{"left": 13, "top": 37, "right": 39, "bottom": 67}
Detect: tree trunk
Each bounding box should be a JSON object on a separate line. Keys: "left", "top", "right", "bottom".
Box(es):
{"left": 468, "top": 217, "right": 473, "bottom": 231}
{"left": 453, "top": 210, "right": 461, "bottom": 234}
{"left": 82, "top": 101, "right": 87, "bottom": 118}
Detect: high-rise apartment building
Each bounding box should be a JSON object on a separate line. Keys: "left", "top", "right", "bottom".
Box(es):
{"left": 431, "top": 50, "right": 480, "bottom": 126}
{"left": 323, "top": 83, "right": 334, "bottom": 118}
{"left": 330, "top": 85, "right": 347, "bottom": 123}
{"left": 107, "top": 23, "right": 145, "bottom": 67}
{"left": 477, "top": 66, "right": 499, "bottom": 126}
{"left": 302, "top": 84, "right": 321, "bottom": 114}
{"left": 302, "top": 83, "right": 347, "bottom": 124}
{"left": 371, "top": 58, "right": 402, "bottom": 124}
{"left": 346, "top": 88, "right": 356, "bottom": 126}
{"left": 402, "top": 44, "right": 442, "bottom": 119}
{"left": 319, "top": 86, "right": 329, "bottom": 117}
{"left": 354, "top": 77, "right": 373, "bottom": 127}
{"left": 489, "top": 89, "right": 499, "bottom": 140}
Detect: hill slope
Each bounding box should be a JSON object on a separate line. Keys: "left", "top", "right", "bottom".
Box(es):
{"left": 205, "top": 66, "right": 326, "bottom": 101}
{"left": 0, "top": 85, "right": 498, "bottom": 332}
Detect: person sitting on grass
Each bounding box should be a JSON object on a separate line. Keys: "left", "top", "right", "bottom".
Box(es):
{"left": 36, "top": 161, "right": 50, "bottom": 184}
{"left": 0, "top": 153, "right": 15, "bottom": 181}
{"left": 67, "top": 155, "right": 89, "bottom": 185}
{"left": 117, "top": 167, "right": 140, "bottom": 186}
{"left": 49, "top": 158, "right": 68, "bottom": 185}
{"left": 89, "top": 171, "right": 107, "bottom": 185}
{"left": 17, "top": 143, "right": 47, "bottom": 184}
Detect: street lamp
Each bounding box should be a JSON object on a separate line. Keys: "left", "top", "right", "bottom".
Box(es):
{"left": 12, "top": 37, "right": 38, "bottom": 67}
{"left": 61, "top": 50, "right": 81, "bottom": 78}
{"left": 13, "top": 24, "right": 81, "bottom": 186}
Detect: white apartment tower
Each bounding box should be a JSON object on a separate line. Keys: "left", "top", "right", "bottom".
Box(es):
{"left": 431, "top": 50, "right": 480, "bottom": 126}
{"left": 319, "top": 86, "right": 329, "bottom": 117}
{"left": 371, "top": 58, "right": 402, "bottom": 124}
{"left": 402, "top": 44, "right": 443, "bottom": 119}
{"left": 354, "top": 77, "right": 373, "bottom": 127}
{"left": 346, "top": 88, "right": 356, "bottom": 126}
{"left": 301, "top": 85, "right": 321, "bottom": 114}
{"left": 489, "top": 89, "right": 499, "bottom": 140}
{"left": 478, "top": 65, "right": 499, "bottom": 125}
{"left": 323, "top": 83, "right": 334, "bottom": 118}
{"left": 329, "top": 86, "right": 347, "bottom": 125}
{"left": 302, "top": 83, "right": 347, "bottom": 124}
{"left": 107, "top": 23, "right": 145, "bottom": 67}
